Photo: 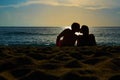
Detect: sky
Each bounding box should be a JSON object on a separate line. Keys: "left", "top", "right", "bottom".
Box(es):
{"left": 0, "top": 0, "right": 120, "bottom": 27}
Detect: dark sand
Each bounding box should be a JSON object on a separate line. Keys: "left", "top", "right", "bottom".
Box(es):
{"left": 0, "top": 46, "right": 120, "bottom": 80}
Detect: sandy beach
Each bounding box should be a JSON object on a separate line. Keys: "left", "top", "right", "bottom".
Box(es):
{"left": 0, "top": 46, "right": 120, "bottom": 80}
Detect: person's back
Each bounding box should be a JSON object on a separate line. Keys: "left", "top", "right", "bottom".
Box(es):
{"left": 77, "top": 25, "right": 96, "bottom": 46}
{"left": 60, "top": 29, "right": 78, "bottom": 46}
{"left": 77, "top": 34, "right": 96, "bottom": 46}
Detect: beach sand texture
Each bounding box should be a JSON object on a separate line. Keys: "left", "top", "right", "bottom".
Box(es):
{"left": 0, "top": 46, "right": 120, "bottom": 80}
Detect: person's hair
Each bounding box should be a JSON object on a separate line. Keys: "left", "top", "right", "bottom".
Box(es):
{"left": 71, "top": 22, "right": 80, "bottom": 31}
{"left": 81, "top": 25, "right": 89, "bottom": 35}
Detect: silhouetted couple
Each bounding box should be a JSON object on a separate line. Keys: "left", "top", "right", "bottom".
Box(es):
{"left": 56, "top": 22, "right": 96, "bottom": 47}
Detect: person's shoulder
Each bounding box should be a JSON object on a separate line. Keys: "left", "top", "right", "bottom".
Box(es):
{"left": 89, "top": 34, "right": 95, "bottom": 37}
{"left": 89, "top": 34, "right": 95, "bottom": 40}
{"left": 65, "top": 28, "right": 71, "bottom": 31}
{"left": 63, "top": 28, "right": 71, "bottom": 32}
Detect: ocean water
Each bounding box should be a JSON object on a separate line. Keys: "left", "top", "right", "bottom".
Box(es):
{"left": 0, "top": 27, "right": 120, "bottom": 46}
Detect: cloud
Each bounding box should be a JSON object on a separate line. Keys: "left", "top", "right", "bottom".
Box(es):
{"left": 0, "top": 0, "right": 120, "bottom": 10}
{"left": 0, "top": 0, "right": 82, "bottom": 8}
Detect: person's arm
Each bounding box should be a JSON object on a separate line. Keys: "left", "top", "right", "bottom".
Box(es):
{"left": 56, "top": 35, "right": 61, "bottom": 46}
{"left": 56, "top": 29, "right": 69, "bottom": 46}
{"left": 90, "top": 34, "right": 96, "bottom": 46}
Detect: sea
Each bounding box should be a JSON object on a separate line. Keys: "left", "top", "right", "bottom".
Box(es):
{"left": 0, "top": 27, "right": 120, "bottom": 46}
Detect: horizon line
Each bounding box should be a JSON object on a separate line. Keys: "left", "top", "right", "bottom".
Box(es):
{"left": 0, "top": 25, "right": 120, "bottom": 27}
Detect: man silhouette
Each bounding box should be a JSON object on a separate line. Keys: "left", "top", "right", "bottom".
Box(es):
{"left": 56, "top": 22, "right": 80, "bottom": 46}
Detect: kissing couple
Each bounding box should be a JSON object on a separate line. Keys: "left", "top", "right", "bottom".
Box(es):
{"left": 56, "top": 22, "right": 96, "bottom": 47}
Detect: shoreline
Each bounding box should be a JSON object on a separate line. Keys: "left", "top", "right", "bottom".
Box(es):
{"left": 0, "top": 46, "right": 120, "bottom": 80}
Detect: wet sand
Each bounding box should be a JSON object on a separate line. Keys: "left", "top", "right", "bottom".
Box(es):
{"left": 0, "top": 46, "right": 120, "bottom": 80}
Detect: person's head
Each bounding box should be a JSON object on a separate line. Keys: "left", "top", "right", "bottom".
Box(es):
{"left": 81, "top": 25, "right": 89, "bottom": 35}
{"left": 71, "top": 22, "right": 80, "bottom": 32}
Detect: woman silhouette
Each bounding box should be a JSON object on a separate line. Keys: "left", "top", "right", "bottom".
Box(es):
{"left": 77, "top": 25, "right": 96, "bottom": 46}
